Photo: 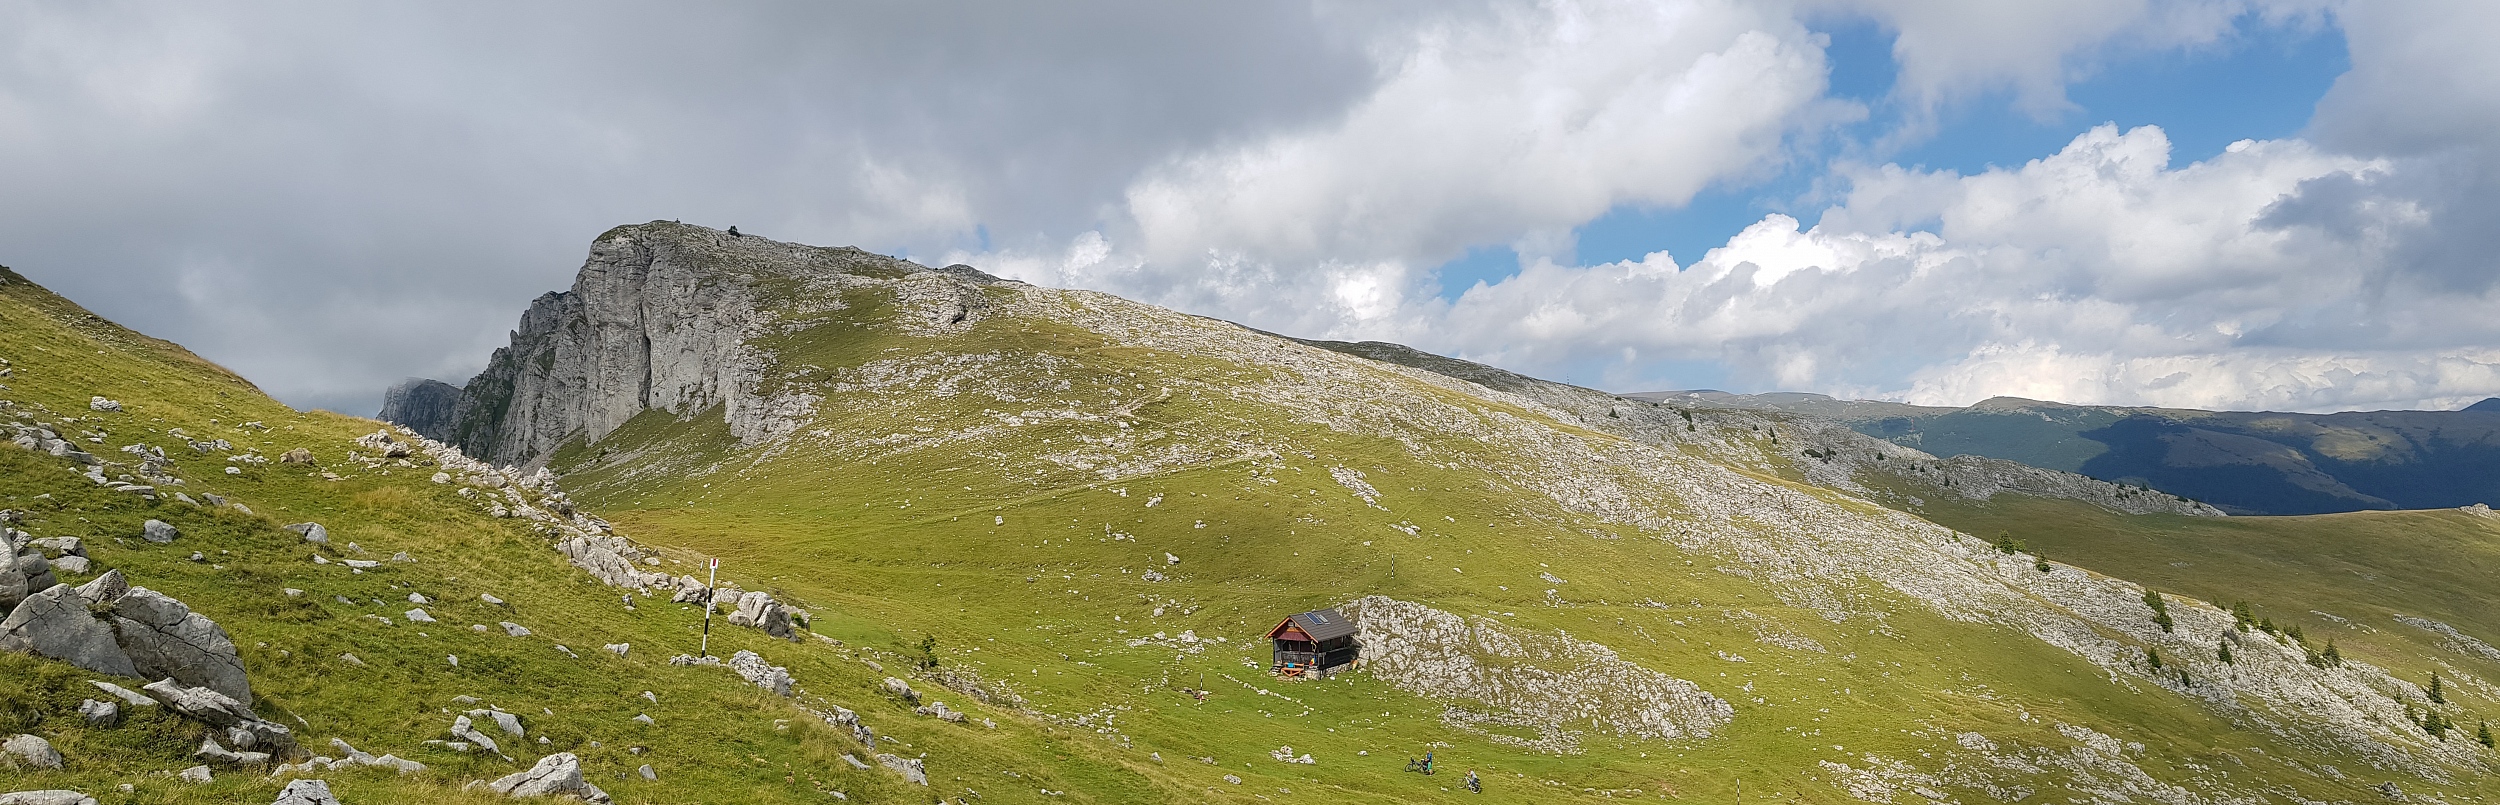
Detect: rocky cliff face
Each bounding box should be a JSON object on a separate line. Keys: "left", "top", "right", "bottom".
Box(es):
{"left": 422, "top": 222, "right": 986, "bottom": 467}
{"left": 377, "top": 378, "right": 462, "bottom": 442}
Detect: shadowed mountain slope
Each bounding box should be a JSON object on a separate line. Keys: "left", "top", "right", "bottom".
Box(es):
{"left": 1634, "top": 390, "right": 2500, "bottom": 515}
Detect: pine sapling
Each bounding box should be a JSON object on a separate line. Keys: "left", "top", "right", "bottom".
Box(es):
{"left": 2142, "top": 590, "right": 2173, "bottom": 633}
{"left": 2431, "top": 674, "right": 2446, "bottom": 705}
{"left": 2217, "top": 640, "right": 2234, "bottom": 665}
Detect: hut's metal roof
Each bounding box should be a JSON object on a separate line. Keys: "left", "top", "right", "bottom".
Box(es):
{"left": 1272, "top": 608, "right": 1358, "bottom": 642}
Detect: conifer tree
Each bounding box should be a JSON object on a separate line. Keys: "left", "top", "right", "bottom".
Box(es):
{"left": 2431, "top": 673, "right": 2446, "bottom": 705}
{"left": 2217, "top": 640, "right": 2234, "bottom": 665}
{"left": 2322, "top": 640, "right": 2342, "bottom": 667}
{"left": 2230, "top": 601, "right": 2254, "bottom": 632}
{"left": 2478, "top": 722, "right": 2493, "bottom": 748}
{"left": 2147, "top": 646, "right": 2163, "bottom": 671}
{"left": 2142, "top": 590, "right": 2173, "bottom": 633}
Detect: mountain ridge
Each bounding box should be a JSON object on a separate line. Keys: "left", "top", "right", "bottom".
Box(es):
{"left": 1634, "top": 389, "right": 2500, "bottom": 515}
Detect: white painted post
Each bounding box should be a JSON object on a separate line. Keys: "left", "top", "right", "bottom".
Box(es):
{"left": 700, "top": 557, "right": 719, "bottom": 658}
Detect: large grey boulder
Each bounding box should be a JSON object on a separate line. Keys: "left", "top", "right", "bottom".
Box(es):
{"left": 726, "top": 650, "right": 792, "bottom": 697}
{"left": 282, "top": 523, "right": 328, "bottom": 545}
{"left": 270, "top": 779, "right": 340, "bottom": 805}
{"left": 0, "top": 584, "right": 135, "bottom": 677}
{"left": 485, "top": 752, "right": 611, "bottom": 802}
{"left": 140, "top": 520, "right": 178, "bottom": 544}
{"left": 0, "top": 792, "right": 96, "bottom": 805}
{"left": 1, "top": 734, "right": 63, "bottom": 769}
{"left": 109, "top": 588, "right": 250, "bottom": 702}
{"left": 726, "top": 590, "right": 796, "bottom": 640}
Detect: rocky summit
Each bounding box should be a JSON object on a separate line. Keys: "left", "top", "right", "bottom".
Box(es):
{"left": 5, "top": 225, "right": 2500, "bottom": 803}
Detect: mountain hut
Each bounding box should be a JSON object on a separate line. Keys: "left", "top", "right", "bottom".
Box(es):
{"left": 1265, "top": 608, "right": 1360, "bottom": 679}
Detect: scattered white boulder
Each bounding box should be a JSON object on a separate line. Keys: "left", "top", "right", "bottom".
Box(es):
{"left": 2, "top": 734, "right": 63, "bottom": 769}
{"left": 727, "top": 650, "right": 792, "bottom": 696}
{"left": 177, "top": 765, "right": 211, "bottom": 783}
{"left": 75, "top": 699, "right": 117, "bottom": 727}
{"left": 139, "top": 520, "right": 177, "bottom": 544}
{"left": 448, "top": 714, "right": 502, "bottom": 756}
{"left": 483, "top": 752, "right": 610, "bottom": 802}
{"left": 282, "top": 523, "right": 328, "bottom": 545}
{"left": 874, "top": 753, "right": 928, "bottom": 786}
{"left": 405, "top": 609, "right": 436, "bottom": 624}
{"left": 270, "top": 779, "right": 341, "bottom": 805}
{"left": 0, "top": 792, "right": 96, "bottom": 805}
{"left": 466, "top": 709, "right": 525, "bottom": 738}
{"left": 500, "top": 622, "right": 531, "bottom": 637}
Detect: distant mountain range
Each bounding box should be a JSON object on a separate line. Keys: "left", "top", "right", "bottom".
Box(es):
{"left": 1629, "top": 391, "right": 2500, "bottom": 515}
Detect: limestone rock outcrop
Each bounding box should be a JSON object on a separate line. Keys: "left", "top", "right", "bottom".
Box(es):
{"left": 417, "top": 221, "right": 994, "bottom": 467}
{"left": 1, "top": 571, "right": 253, "bottom": 703}
{"left": 0, "top": 584, "right": 132, "bottom": 677}
{"left": 484, "top": 752, "right": 610, "bottom": 802}
{"left": 142, "top": 679, "right": 298, "bottom": 760}
{"left": 377, "top": 378, "right": 463, "bottom": 442}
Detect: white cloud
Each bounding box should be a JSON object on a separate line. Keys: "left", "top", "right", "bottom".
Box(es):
{"left": 1124, "top": 0, "right": 1845, "bottom": 271}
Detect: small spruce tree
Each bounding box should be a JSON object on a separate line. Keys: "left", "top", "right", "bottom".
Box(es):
{"left": 2035, "top": 555, "right": 2051, "bottom": 573}
{"left": 2322, "top": 640, "right": 2342, "bottom": 668}
{"left": 2230, "top": 601, "right": 2254, "bottom": 632}
{"left": 2147, "top": 646, "right": 2164, "bottom": 671}
{"left": 2217, "top": 640, "right": 2234, "bottom": 665}
{"left": 2431, "top": 673, "right": 2446, "bottom": 705}
{"left": 2142, "top": 590, "right": 2173, "bottom": 633}
{"left": 2478, "top": 721, "right": 2493, "bottom": 748}
{"left": 1994, "top": 532, "right": 2021, "bottom": 555}
{"left": 917, "top": 635, "right": 941, "bottom": 670}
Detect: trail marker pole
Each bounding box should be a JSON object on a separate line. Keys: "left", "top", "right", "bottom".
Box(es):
{"left": 700, "top": 557, "right": 719, "bottom": 658}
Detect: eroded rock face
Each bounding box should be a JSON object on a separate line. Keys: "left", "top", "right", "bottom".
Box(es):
{"left": 110, "top": 588, "right": 251, "bottom": 702}
{"left": 429, "top": 222, "right": 982, "bottom": 467}
{"left": 0, "top": 584, "right": 135, "bottom": 677}
{"left": 378, "top": 378, "right": 464, "bottom": 442}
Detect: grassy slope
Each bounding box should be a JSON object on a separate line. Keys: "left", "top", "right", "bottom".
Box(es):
{"left": 1905, "top": 491, "right": 2500, "bottom": 715}
{"left": 547, "top": 277, "right": 2500, "bottom": 802}
{"left": 0, "top": 266, "right": 1113, "bottom": 804}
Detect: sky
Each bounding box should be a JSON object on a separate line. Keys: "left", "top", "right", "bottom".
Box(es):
{"left": 3, "top": 1, "right": 2497, "bottom": 416}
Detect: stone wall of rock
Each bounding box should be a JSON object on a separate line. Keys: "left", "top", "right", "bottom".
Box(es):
{"left": 423, "top": 221, "right": 976, "bottom": 467}
{"left": 376, "top": 379, "right": 462, "bottom": 442}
